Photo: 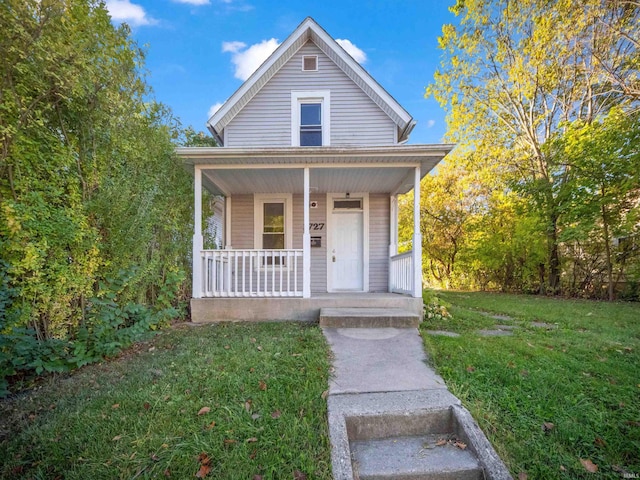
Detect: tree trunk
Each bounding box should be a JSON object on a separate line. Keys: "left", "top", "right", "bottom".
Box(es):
{"left": 547, "top": 214, "right": 561, "bottom": 295}
{"left": 601, "top": 200, "right": 614, "bottom": 301}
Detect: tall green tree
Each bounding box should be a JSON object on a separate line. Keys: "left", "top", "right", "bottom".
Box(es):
{"left": 428, "top": 0, "right": 639, "bottom": 294}
{"left": 0, "top": 0, "right": 192, "bottom": 385}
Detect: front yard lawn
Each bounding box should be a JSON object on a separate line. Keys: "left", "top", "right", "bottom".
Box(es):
{"left": 0, "top": 322, "right": 332, "bottom": 480}
{"left": 421, "top": 291, "right": 640, "bottom": 479}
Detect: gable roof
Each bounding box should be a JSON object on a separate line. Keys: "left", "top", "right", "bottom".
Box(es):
{"left": 207, "top": 17, "right": 416, "bottom": 145}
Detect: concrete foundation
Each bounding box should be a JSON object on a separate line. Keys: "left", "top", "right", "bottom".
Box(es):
{"left": 190, "top": 293, "right": 423, "bottom": 323}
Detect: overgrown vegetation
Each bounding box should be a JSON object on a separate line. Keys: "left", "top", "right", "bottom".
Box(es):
{"left": 0, "top": 1, "right": 194, "bottom": 395}
{"left": 407, "top": 0, "right": 640, "bottom": 298}
{"left": 421, "top": 290, "right": 640, "bottom": 478}
{"left": 0, "top": 322, "right": 332, "bottom": 479}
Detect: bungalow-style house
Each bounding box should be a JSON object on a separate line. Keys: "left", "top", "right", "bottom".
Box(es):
{"left": 177, "top": 17, "right": 453, "bottom": 322}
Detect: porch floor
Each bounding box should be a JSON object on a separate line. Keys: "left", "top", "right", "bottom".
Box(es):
{"left": 190, "top": 293, "right": 423, "bottom": 323}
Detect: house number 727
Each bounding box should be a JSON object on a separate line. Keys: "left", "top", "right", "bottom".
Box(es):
{"left": 309, "top": 223, "right": 325, "bottom": 231}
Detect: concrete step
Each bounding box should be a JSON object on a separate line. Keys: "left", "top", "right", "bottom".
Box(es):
{"left": 319, "top": 307, "right": 420, "bottom": 328}
{"left": 350, "top": 433, "right": 482, "bottom": 480}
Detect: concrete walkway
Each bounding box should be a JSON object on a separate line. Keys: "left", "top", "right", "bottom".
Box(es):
{"left": 323, "top": 327, "right": 447, "bottom": 394}
{"left": 322, "top": 323, "right": 512, "bottom": 480}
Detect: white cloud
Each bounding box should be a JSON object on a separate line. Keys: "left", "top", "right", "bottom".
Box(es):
{"left": 222, "top": 38, "right": 280, "bottom": 81}
{"left": 105, "top": 0, "right": 156, "bottom": 26}
{"left": 336, "top": 39, "right": 367, "bottom": 64}
{"left": 208, "top": 102, "right": 224, "bottom": 118}
{"left": 426, "top": 119, "right": 436, "bottom": 128}
{"left": 222, "top": 41, "right": 247, "bottom": 53}
{"left": 172, "top": 0, "right": 210, "bottom": 4}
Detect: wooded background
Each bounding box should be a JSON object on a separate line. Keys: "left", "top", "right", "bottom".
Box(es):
{"left": 401, "top": 0, "right": 639, "bottom": 300}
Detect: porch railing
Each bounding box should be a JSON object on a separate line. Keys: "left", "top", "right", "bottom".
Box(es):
{"left": 201, "top": 249, "right": 303, "bottom": 297}
{"left": 389, "top": 250, "right": 413, "bottom": 295}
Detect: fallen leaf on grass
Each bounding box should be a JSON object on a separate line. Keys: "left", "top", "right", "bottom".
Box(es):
{"left": 164, "top": 468, "right": 171, "bottom": 477}
{"left": 594, "top": 437, "right": 606, "bottom": 447}
{"left": 518, "top": 473, "right": 528, "bottom": 480}
{"left": 143, "top": 402, "right": 151, "bottom": 410}
{"left": 224, "top": 345, "right": 230, "bottom": 350}
{"left": 271, "top": 410, "right": 281, "bottom": 419}
{"left": 560, "top": 465, "right": 566, "bottom": 471}
{"left": 253, "top": 476, "right": 263, "bottom": 480}
{"left": 466, "top": 366, "right": 475, "bottom": 373}
{"left": 245, "top": 400, "right": 253, "bottom": 412}
{"left": 112, "top": 435, "right": 123, "bottom": 442}
{"left": 542, "top": 422, "right": 555, "bottom": 433}
{"left": 206, "top": 421, "right": 216, "bottom": 430}
{"left": 256, "top": 345, "right": 263, "bottom": 351}
{"left": 198, "top": 406, "right": 211, "bottom": 416}
{"left": 112, "top": 403, "right": 120, "bottom": 409}
{"left": 224, "top": 439, "right": 237, "bottom": 445}
{"left": 293, "top": 470, "right": 307, "bottom": 480}
{"left": 321, "top": 390, "right": 329, "bottom": 400}
{"left": 246, "top": 437, "right": 258, "bottom": 443}
{"left": 249, "top": 449, "right": 257, "bottom": 460}
{"left": 259, "top": 380, "right": 267, "bottom": 391}
{"left": 197, "top": 453, "right": 211, "bottom": 465}
{"left": 195, "top": 465, "right": 211, "bottom": 478}
{"left": 580, "top": 458, "right": 598, "bottom": 473}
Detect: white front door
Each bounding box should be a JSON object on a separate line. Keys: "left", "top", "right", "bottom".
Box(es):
{"left": 330, "top": 210, "right": 364, "bottom": 291}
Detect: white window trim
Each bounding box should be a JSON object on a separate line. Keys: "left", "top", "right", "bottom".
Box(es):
{"left": 291, "top": 90, "right": 330, "bottom": 147}
{"left": 254, "top": 193, "right": 293, "bottom": 251}
{"left": 301, "top": 55, "right": 318, "bottom": 71}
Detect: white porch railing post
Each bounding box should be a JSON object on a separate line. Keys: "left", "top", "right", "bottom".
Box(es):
{"left": 302, "top": 167, "right": 311, "bottom": 298}
{"left": 389, "top": 194, "right": 398, "bottom": 292}
{"left": 412, "top": 166, "right": 422, "bottom": 298}
{"left": 192, "top": 166, "right": 204, "bottom": 298}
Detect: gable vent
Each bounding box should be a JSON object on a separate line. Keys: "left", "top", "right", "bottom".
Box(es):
{"left": 302, "top": 55, "right": 318, "bottom": 71}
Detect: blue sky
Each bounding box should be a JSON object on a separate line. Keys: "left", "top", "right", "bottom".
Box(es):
{"left": 105, "top": 0, "right": 455, "bottom": 144}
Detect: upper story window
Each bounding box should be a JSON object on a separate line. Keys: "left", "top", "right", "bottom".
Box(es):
{"left": 300, "top": 103, "right": 322, "bottom": 146}
{"left": 291, "top": 91, "right": 330, "bottom": 147}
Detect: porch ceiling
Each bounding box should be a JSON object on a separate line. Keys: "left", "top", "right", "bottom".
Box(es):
{"left": 177, "top": 144, "right": 454, "bottom": 196}
{"left": 201, "top": 166, "right": 420, "bottom": 195}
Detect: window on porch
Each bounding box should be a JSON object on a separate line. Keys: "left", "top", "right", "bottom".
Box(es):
{"left": 254, "top": 194, "right": 293, "bottom": 267}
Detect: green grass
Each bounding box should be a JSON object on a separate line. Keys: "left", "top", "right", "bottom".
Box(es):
{"left": 0, "top": 322, "right": 332, "bottom": 479}
{"left": 422, "top": 291, "right": 640, "bottom": 479}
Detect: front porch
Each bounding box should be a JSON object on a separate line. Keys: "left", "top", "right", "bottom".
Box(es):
{"left": 190, "top": 292, "right": 423, "bottom": 323}
{"left": 179, "top": 145, "right": 453, "bottom": 322}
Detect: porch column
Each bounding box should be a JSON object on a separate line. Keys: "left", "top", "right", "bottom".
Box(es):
{"left": 224, "top": 196, "right": 232, "bottom": 249}
{"left": 412, "top": 166, "right": 422, "bottom": 298}
{"left": 389, "top": 195, "right": 398, "bottom": 293}
{"left": 192, "top": 166, "right": 204, "bottom": 298}
{"left": 303, "top": 167, "right": 311, "bottom": 298}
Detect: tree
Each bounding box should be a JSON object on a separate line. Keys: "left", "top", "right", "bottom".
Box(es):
{"left": 548, "top": 109, "right": 640, "bottom": 299}
{"left": 428, "top": 0, "right": 639, "bottom": 294}
{"left": 0, "top": 0, "right": 193, "bottom": 390}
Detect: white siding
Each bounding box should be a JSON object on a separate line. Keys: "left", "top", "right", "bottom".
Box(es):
{"left": 369, "top": 194, "right": 390, "bottom": 292}
{"left": 225, "top": 42, "right": 397, "bottom": 147}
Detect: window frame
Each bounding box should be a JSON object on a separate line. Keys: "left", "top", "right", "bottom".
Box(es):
{"left": 291, "top": 91, "right": 330, "bottom": 147}
{"left": 254, "top": 194, "right": 293, "bottom": 268}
